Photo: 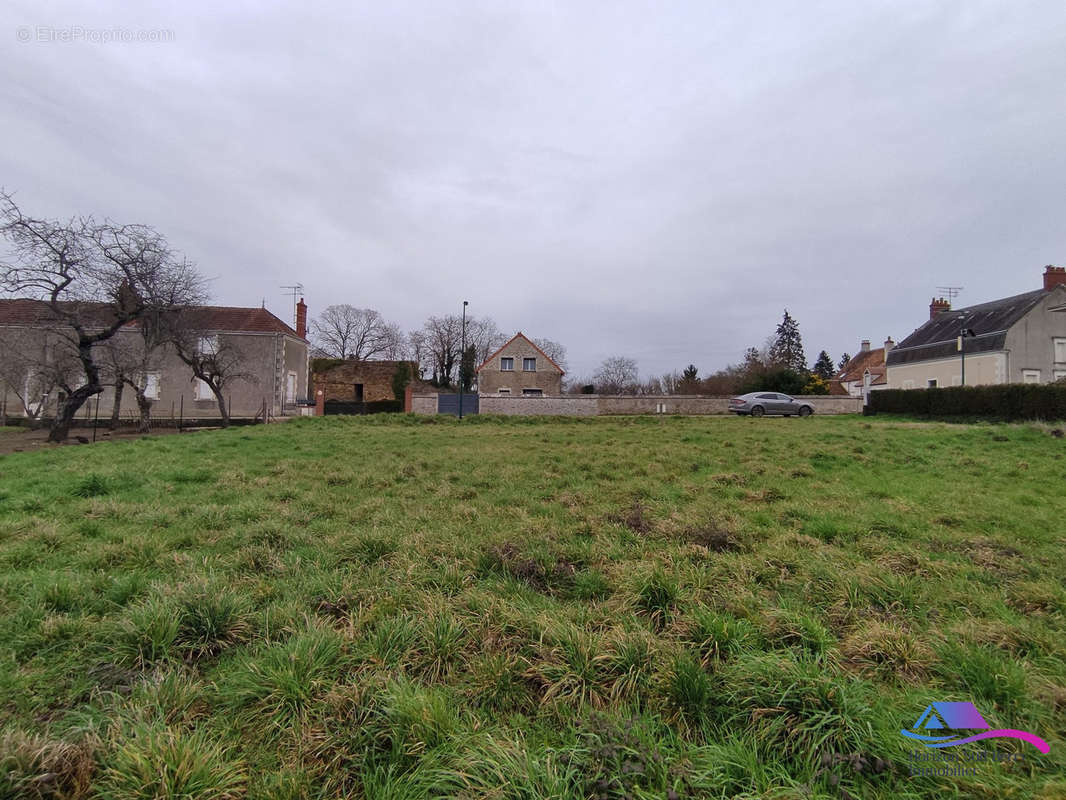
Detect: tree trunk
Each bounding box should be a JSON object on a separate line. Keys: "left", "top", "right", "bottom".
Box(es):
{"left": 48, "top": 385, "right": 98, "bottom": 442}
{"left": 135, "top": 389, "right": 153, "bottom": 434}
{"left": 110, "top": 381, "right": 124, "bottom": 430}
{"left": 210, "top": 385, "right": 230, "bottom": 427}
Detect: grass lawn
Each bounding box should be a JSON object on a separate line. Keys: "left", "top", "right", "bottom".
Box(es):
{"left": 0, "top": 414, "right": 1063, "bottom": 799}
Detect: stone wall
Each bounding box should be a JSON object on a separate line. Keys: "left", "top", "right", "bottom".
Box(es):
{"left": 596, "top": 395, "right": 862, "bottom": 415}
{"left": 410, "top": 393, "right": 862, "bottom": 417}
{"left": 479, "top": 394, "right": 862, "bottom": 416}
{"left": 479, "top": 395, "right": 598, "bottom": 416}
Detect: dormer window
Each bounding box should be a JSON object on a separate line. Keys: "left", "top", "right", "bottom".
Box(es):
{"left": 500, "top": 357, "right": 514, "bottom": 371}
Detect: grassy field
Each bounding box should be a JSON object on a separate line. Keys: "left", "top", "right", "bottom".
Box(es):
{"left": 0, "top": 414, "right": 1063, "bottom": 799}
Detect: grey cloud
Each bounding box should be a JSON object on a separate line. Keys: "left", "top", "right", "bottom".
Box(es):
{"left": 3, "top": 0, "right": 1064, "bottom": 378}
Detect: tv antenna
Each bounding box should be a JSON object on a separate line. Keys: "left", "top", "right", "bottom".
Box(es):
{"left": 280, "top": 284, "right": 304, "bottom": 327}
{"left": 936, "top": 285, "right": 963, "bottom": 303}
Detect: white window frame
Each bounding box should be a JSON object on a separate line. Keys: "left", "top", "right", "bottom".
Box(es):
{"left": 199, "top": 335, "right": 219, "bottom": 355}
{"left": 498, "top": 387, "right": 511, "bottom": 394}
{"left": 194, "top": 377, "right": 213, "bottom": 400}
{"left": 1022, "top": 369, "right": 1041, "bottom": 384}
{"left": 522, "top": 388, "right": 543, "bottom": 396}
{"left": 1054, "top": 338, "right": 1066, "bottom": 364}
{"left": 285, "top": 371, "right": 297, "bottom": 403}
{"left": 523, "top": 357, "right": 536, "bottom": 372}
{"left": 500, "top": 357, "right": 514, "bottom": 371}
{"left": 143, "top": 371, "right": 161, "bottom": 400}
{"left": 927, "top": 379, "right": 938, "bottom": 388}
{"left": 1054, "top": 369, "right": 1066, "bottom": 382}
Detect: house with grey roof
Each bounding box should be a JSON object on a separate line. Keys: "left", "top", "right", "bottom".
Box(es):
{"left": 885, "top": 266, "right": 1066, "bottom": 389}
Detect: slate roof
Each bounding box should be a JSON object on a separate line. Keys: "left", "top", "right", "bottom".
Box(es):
{"left": 0, "top": 299, "right": 301, "bottom": 338}
{"left": 886, "top": 289, "right": 1048, "bottom": 366}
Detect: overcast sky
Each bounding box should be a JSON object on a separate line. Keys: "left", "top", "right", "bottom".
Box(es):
{"left": 4, "top": 1, "right": 1065, "bottom": 378}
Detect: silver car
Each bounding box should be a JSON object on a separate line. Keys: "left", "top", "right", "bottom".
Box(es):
{"left": 729, "top": 392, "right": 814, "bottom": 417}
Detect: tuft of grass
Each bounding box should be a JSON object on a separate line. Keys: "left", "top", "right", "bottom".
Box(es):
{"left": 72, "top": 473, "right": 110, "bottom": 498}
{"left": 0, "top": 729, "right": 97, "bottom": 799}
{"left": 664, "top": 653, "right": 714, "bottom": 725}
{"left": 98, "top": 724, "right": 245, "bottom": 800}
{"left": 571, "top": 569, "right": 612, "bottom": 601}
{"left": 685, "top": 607, "right": 762, "bottom": 664}
{"left": 174, "top": 586, "right": 252, "bottom": 659}
{"left": 635, "top": 570, "right": 678, "bottom": 628}
{"left": 220, "top": 627, "right": 345, "bottom": 728}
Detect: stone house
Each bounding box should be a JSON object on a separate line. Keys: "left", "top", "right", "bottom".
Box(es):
{"left": 886, "top": 267, "right": 1066, "bottom": 388}
{"left": 312, "top": 359, "right": 421, "bottom": 404}
{"left": 476, "top": 332, "right": 564, "bottom": 396}
{"left": 0, "top": 298, "right": 310, "bottom": 420}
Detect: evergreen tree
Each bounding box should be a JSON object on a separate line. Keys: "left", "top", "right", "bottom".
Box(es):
{"left": 813, "top": 350, "right": 835, "bottom": 380}
{"left": 459, "top": 344, "right": 477, "bottom": 392}
{"left": 769, "top": 310, "right": 807, "bottom": 373}
{"left": 678, "top": 364, "right": 700, "bottom": 393}
{"left": 838, "top": 352, "right": 851, "bottom": 370}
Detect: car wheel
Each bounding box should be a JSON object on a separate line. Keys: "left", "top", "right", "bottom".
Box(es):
{"left": 798, "top": 406, "right": 812, "bottom": 417}
{"left": 751, "top": 405, "right": 764, "bottom": 417}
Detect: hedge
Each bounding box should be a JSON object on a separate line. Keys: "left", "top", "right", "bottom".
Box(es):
{"left": 323, "top": 399, "right": 402, "bottom": 415}
{"left": 868, "top": 384, "right": 1066, "bottom": 421}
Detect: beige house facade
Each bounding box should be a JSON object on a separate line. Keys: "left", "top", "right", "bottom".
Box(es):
{"left": 886, "top": 267, "right": 1066, "bottom": 389}
{"left": 0, "top": 299, "right": 310, "bottom": 421}
{"left": 475, "top": 332, "right": 564, "bottom": 396}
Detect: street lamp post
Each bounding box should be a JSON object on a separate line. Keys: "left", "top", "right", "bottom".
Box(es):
{"left": 458, "top": 300, "right": 468, "bottom": 419}
{"left": 957, "top": 318, "right": 976, "bottom": 386}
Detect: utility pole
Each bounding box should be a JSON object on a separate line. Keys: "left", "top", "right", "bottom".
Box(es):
{"left": 458, "top": 300, "right": 468, "bottom": 419}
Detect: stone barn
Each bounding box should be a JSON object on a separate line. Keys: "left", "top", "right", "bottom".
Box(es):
{"left": 312, "top": 359, "right": 420, "bottom": 404}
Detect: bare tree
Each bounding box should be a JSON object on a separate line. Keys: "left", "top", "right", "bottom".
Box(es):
{"left": 465, "top": 316, "right": 507, "bottom": 367}
{"left": 417, "top": 314, "right": 506, "bottom": 387}
{"left": 0, "top": 325, "right": 81, "bottom": 427}
{"left": 171, "top": 323, "right": 256, "bottom": 428}
{"left": 532, "top": 337, "right": 568, "bottom": 373}
{"left": 407, "top": 329, "right": 428, "bottom": 379}
{"left": 421, "top": 315, "right": 462, "bottom": 386}
{"left": 594, "top": 356, "right": 639, "bottom": 394}
{"left": 311, "top": 305, "right": 401, "bottom": 361}
{"left": 0, "top": 191, "right": 204, "bottom": 442}
{"left": 658, "top": 371, "right": 683, "bottom": 395}
{"left": 380, "top": 321, "right": 408, "bottom": 360}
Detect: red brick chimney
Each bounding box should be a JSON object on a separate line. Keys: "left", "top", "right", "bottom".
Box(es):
{"left": 1044, "top": 265, "right": 1066, "bottom": 291}
{"left": 296, "top": 298, "right": 307, "bottom": 339}
{"left": 930, "top": 297, "right": 951, "bottom": 319}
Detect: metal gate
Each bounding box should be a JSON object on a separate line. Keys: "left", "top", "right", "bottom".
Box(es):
{"left": 437, "top": 393, "right": 479, "bottom": 416}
